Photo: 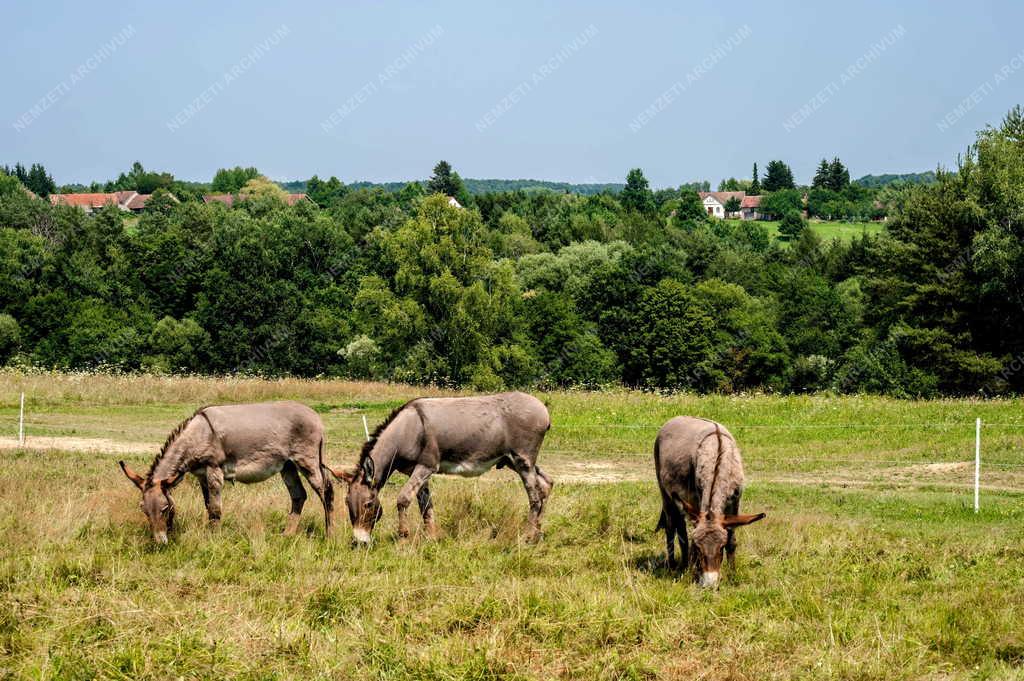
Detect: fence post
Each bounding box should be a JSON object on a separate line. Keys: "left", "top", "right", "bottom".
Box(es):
{"left": 362, "top": 415, "right": 370, "bottom": 442}
{"left": 974, "top": 417, "right": 981, "bottom": 513}
{"left": 19, "top": 393, "right": 25, "bottom": 446}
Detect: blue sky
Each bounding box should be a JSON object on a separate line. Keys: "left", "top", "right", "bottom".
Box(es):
{"left": 3, "top": 1, "right": 1022, "bottom": 187}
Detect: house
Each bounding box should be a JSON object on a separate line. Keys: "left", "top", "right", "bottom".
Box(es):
{"left": 447, "top": 196, "right": 463, "bottom": 209}
{"left": 49, "top": 192, "right": 120, "bottom": 212}
{"left": 698, "top": 191, "right": 747, "bottom": 219}
{"left": 202, "top": 192, "right": 312, "bottom": 207}
{"left": 739, "top": 195, "right": 761, "bottom": 221}
{"left": 49, "top": 191, "right": 178, "bottom": 213}
{"left": 202, "top": 193, "right": 237, "bottom": 207}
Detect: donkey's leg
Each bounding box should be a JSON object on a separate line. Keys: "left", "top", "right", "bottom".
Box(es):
{"left": 416, "top": 483, "right": 438, "bottom": 538}
{"left": 510, "top": 452, "right": 547, "bottom": 543}
{"left": 295, "top": 458, "right": 333, "bottom": 538}
{"left": 676, "top": 508, "right": 690, "bottom": 571}
{"left": 535, "top": 465, "right": 554, "bottom": 504}
{"left": 196, "top": 467, "right": 211, "bottom": 508}
{"left": 280, "top": 461, "right": 307, "bottom": 536}
{"left": 205, "top": 465, "right": 224, "bottom": 527}
{"left": 397, "top": 464, "right": 434, "bottom": 539}
{"left": 724, "top": 492, "right": 740, "bottom": 571}
{"left": 658, "top": 491, "right": 677, "bottom": 569}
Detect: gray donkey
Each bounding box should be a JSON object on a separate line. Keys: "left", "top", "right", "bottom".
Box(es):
{"left": 119, "top": 401, "right": 333, "bottom": 543}
{"left": 655, "top": 416, "right": 765, "bottom": 587}
{"left": 328, "top": 392, "right": 552, "bottom": 544}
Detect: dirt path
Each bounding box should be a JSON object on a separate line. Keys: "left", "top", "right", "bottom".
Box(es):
{"left": 0, "top": 435, "right": 152, "bottom": 454}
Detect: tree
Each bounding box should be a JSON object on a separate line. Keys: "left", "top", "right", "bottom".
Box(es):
{"left": 828, "top": 157, "right": 850, "bottom": 190}
{"left": 3, "top": 162, "right": 57, "bottom": 197}
{"left": 777, "top": 211, "right": 806, "bottom": 240}
{"left": 812, "top": 159, "right": 831, "bottom": 189}
{"left": 0, "top": 313, "right": 20, "bottom": 363}
{"left": 620, "top": 168, "right": 655, "bottom": 214}
{"left": 427, "top": 161, "right": 464, "bottom": 197}
{"left": 211, "top": 166, "right": 260, "bottom": 193}
{"left": 673, "top": 190, "right": 707, "bottom": 227}
{"left": 723, "top": 196, "right": 741, "bottom": 215}
{"left": 622, "top": 279, "right": 717, "bottom": 389}
{"left": 522, "top": 291, "right": 616, "bottom": 387}
{"left": 749, "top": 163, "right": 761, "bottom": 195}
{"left": 306, "top": 175, "right": 347, "bottom": 207}
{"left": 762, "top": 160, "right": 796, "bottom": 191}
{"left": 759, "top": 189, "right": 803, "bottom": 219}
{"left": 239, "top": 176, "right": 288, "bottom": 203}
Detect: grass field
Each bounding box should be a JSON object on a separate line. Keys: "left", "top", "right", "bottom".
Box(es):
{"left": 2, "top": 371, "right": 1024, "bottom": 679}
{"left": 725, "top": 219, "right": 885, "bottom": 244}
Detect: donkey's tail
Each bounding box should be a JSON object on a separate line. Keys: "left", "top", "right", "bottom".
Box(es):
{"left": 318, "top": 436, "right": 334, "bottom": 513}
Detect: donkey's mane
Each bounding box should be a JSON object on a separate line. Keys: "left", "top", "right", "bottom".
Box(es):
{"left": 359, "top": 399, "right": 420, "bottom": 464}
{"left": 145, "top": 406, "right": 211, "bottom": 483}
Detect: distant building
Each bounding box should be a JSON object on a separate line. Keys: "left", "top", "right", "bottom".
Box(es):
{"left": 698, "top": 191, "right": 747, "bottom": 219}
{"left": 447, "top": 196, "right": 463, "bottom": 209}
{"left": 739, "top": 195, "right": 761, "bottom": 221}
{"left": 49, "top": 192, "right": 120, "bottom": 212}
{"left": 49, "top": 191, "right": 178, "bottom": 213}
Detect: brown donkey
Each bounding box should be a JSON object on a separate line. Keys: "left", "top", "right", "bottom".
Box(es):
{"left": 119, "top": 401, "right": 333, "bottom": 543}
{"left": 654, "top": 416, "right": 765, "bottom": 587}
{"left": 328, "top": 392, "right": 552, "bottom": 545}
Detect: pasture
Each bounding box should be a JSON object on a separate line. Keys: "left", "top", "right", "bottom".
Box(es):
{"left": 725, "top": 218, "right": 885, "bottom": 244}
{"left": 1, "top": 371, "right": 1024, "bottom": 679}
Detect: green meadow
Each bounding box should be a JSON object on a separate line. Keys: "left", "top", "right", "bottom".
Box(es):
{"left": 725, "top": 218, "right": 885, "bottom": 244}
{"left": 1, "top": 371, "right": 1023, "bottom": 680}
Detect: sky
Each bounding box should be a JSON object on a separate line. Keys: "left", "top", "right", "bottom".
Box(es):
{"left": 3, "top": 0, "right": 1023, "bottom": 188}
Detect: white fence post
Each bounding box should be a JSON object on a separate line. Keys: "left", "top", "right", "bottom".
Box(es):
{"left": 18, "top": 392, "right": 25, "bottom": 446}
{"left": 974, "top": 417, "right": 981, "bottom": 513}
{"left": 362, "top": 414, "right": 370, "bottom": 442}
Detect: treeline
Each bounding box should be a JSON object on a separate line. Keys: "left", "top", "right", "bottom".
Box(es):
{"left": 854, "top": 171, "right": 937, "bottom": 188}
{"left": 2, "top": 108, "right": 1023, "bottom": 396}
{"left": 295, "top": 178, "right": 627, "bottom": 196}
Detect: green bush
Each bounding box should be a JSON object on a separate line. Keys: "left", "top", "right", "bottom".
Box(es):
{"left": 777, "top": 212, "right": 807, "bottom": 240}
{"left": 0, "top": 314, "right": 20, "bottom": 363}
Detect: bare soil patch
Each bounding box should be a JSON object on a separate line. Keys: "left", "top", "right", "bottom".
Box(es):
{"left": 0, "top": 435, "right": 151, "bottom": 454}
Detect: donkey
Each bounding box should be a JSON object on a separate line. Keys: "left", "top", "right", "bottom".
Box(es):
{"left": 654, "top": 416, "right": 765, "bottom": 588}
{"left": 118, "top": 401, "right": 333, "bottom": 543}
{"left": 327, "top": 392, "right": 552, "bottom": 545}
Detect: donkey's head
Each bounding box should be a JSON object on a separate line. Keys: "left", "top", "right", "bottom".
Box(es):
{"left": 119, "top": 461, "right": 182, "bottom": 544}
{"left": 329, "top": 458, "right": 383, "bottom": 545}
{"left": 682, "top": 500, "right": 765, "bottom": 588}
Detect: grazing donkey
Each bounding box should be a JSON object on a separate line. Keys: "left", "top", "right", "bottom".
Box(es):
{"left": 118, "top": 401, "right": 333, "bottom": 543}
{"left": 654, "top": 416, "right": 765, "bottom": 588}
{"left": 328, "top": 392, "right": 552, "bottom": 545}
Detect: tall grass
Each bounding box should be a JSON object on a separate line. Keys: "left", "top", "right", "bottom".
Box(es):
{"left": 1, "top": 372, "right": 1023, "bottom": 679}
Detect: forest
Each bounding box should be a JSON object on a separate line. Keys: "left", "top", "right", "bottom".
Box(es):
{"left": 1, "top": 107, "right": 1022, "bottom": 397}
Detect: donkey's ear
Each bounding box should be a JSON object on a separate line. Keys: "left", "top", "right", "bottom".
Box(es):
{"left": 326, "top": 464, "right": 355, "bottom": 483}
{"left": 681, "top": 499, "right": 701, "bottom": 522}
{"left": 119, "top": 461, "right": 145, "bottom": 491}
{"left": 723, "top": 512, "right": 766, "bottom": 528}
{"left": 156, "top": 471, "right": 185, "bottom": 491}
{"left": 361, "top": 458, "right": 375, "bottom": 485}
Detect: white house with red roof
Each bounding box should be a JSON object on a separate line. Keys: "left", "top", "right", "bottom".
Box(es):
{"left": 698, "top": 191, "right": 761, "bottom": 220}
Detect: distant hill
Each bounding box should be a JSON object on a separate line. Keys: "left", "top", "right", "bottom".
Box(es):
{"left": 854, "top": 171, "right": 937, "bottom": 188}
{"left": 278, "top": 178, "right": 624, "bottom": 196}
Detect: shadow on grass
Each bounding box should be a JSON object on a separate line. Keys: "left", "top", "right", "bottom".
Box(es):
{"left": 631, "top": 550, "right": 690, "bottom": 580}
